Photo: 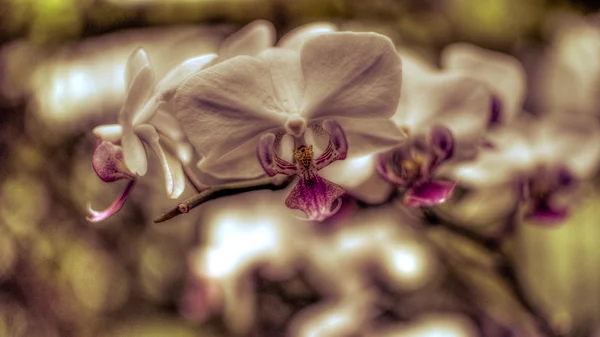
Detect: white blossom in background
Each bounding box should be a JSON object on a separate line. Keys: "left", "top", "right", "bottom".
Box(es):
{"left": 452, "top": 114, "right": 600, "bottom": 225}
{"left": 322, "top": 49, "right": 493, "bottom": 207}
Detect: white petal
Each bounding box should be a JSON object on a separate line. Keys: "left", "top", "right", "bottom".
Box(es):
{"left": 119, "top": 62, "right": 155, "bottom": 126}
{"left": 278, "top": 22, "right": 338, "bottom": 51}
{"left": 174, "top": 55, "right": 288, "bottom": 180}
{"left": 149, "top": 109, "right": 186, "bottom": 142}
{"left": 155, "top": 53, "right": 218, "bottom": 103}
{"left": 165, "top": 151, "right": 186, "bottom": 199}
{"left": 330, "top": 117, "right": 405, "bottom": 158}
{"left": 300, "top": 32, "right": 402, "bottom": 120}
{"left": 441, "top": 43, "right": 527, "bottom": 124}
{"left": 258, "top": 48, "right": 304, "bottom": 114}
{"left": 93, "top": 124, "right": 123, "bottom": 142}
{"left": 135, "top": 124, "right": 174, "bottom": 196}
{"left": 218, "top": 20, "right": 275, "bottom": 60}
{"left": 122, "top": 128, "right": 148, "bottom": 176}
{"left": 124, "top": 48, "right": 152, "bottom": 94}
{"left": 394, "top": 71, "right": 490, "bottom": 146}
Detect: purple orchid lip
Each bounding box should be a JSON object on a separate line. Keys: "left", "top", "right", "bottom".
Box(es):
{"left": 489, "top": 94, "right": 503, "bottom": 126}
{"left": 256, "top": 119, "right": 349, "bottom": 222}
{"left": 403, "top": 179, "right": 456, "bottom": 207}
{"left": 527, "top": 201, "right": 568, "bottom": 226}
{"left": 87, "top": 180, "right": 136, "bottom": 222}
{"left": 92, "top": 141, "right": 135, "bottom": 182}
{"left": 285, "top": 173, "right": 345, "bottom": 222}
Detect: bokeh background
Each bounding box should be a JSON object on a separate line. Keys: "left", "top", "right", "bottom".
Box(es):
{"left": 1, "top": 0, "right": 600, "bottom": 336}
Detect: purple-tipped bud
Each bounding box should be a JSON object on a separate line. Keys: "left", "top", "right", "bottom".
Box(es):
{"left": 403, "top": 179, "right": 456, "bottom": 207}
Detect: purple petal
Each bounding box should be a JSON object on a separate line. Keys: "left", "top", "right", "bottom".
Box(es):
{"left": 257, "top": 133, "right": 298, "bottom": 176}
{"left": 314, "top": 119, "right": 348, "bottom": 170}
{"left": 92, "top": 141, "right": 135, "bottom": 182}
{"left": 285, "top": 174, "right": 345, "bottom": 222}
{"left": 375, "top": 151, "right": 409, "bottom": 186}
{"left": 489, "top": 95, "right": 503, "bottom": 126}
{"left": 429, "top": 125, "right": 454, "bottom": 169}
{"left": 86, "top": 180, "right": 136, "bottom": 222}
{"left": 528, "top": 201, "right": 568, "bottom": 226}
{"left": 403, "top": 179, "right": 456, "bottom": 207}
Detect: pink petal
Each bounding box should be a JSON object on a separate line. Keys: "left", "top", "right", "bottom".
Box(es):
{"left": 86, "top": 180, "right": 136, "bottom": 222}
{"left": 528, "top": 202, "right": 568, "bottom": 226}
{"left": 300, "top": 32, "right": 402, "bottom": 121}
{"left": 92, "top": 141, "right": 135, "bottom": 182}
{"left": 285, "top": 174, "right": 345, "bottom": 222}
{"left": 403, "top": 180, "right": 456, "bottom": 207}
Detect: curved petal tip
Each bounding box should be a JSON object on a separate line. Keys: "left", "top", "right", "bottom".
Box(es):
{"left": 86, "top": 180, "right": 136, "bottom": 222}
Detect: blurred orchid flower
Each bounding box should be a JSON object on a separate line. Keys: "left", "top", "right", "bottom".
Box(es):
{"left": 532, "top": 13, "right": 600, "bottom": 117}
{"left": 87, "top": 48, "right": 217, "bottom": 222}
{"left": 174, "top": 32, "right": 404, "bottom": 221}
{"left": 441, "top": 43, "right": 527, "bottom": 126}
{"left": 452, "top": 114, "right": 600, "bottom": 225}
{"left": 371, "top": 52, "right": 492, "bottom": 207}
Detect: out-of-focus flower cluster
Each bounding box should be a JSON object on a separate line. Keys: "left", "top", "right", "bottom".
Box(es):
{"left": 4, "top": 3, "right": 600, "bottom": 337}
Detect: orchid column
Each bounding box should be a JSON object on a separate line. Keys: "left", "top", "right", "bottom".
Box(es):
{"left": 173, "top": 32, "right": 405, "bottom": 221}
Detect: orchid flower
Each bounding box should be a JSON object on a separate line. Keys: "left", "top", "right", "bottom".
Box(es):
{"left": 87, "top": 48, "right": 217, "bottom": 222}
{"left": 174, "top": 32, "right": 404, "bottom": 221}
{"left": 372, "top": 51, "right": 492, "bottom": 207}
{"left": 452, "top": 114, "right": 600, "bottom": 225}
{"left": 532, "top": 13, "right": 600, "bottom": 117}
{"left": 441, "top": 43, "right": 527, "bottom": 126}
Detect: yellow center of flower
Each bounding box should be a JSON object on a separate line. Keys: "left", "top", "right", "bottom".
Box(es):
{"left": 400, "top": 154, "right": 425, "bottom": 181}
{"left": 294, "top": 145, "right": 314, "bottom": 169}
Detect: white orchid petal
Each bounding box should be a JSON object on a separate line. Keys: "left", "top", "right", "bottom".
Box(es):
{"left": 165, "top": 151, "right": 186, "bottom": 199}
{"left": 150, "top": 110, "right": 186, "bottom": 142}
{"left": 218, "top": 20, "right": 276, "bottom": 60}
{"left": 155, "top": 53, "right": 219, "bottom": 102}
{"left": 135, "top": 124, "right": 174, "bottom": 196}
{"left": 174, "top": 56, "right": 287, "bottom": 180}
{"left": 122, "top": 126, "right": 148, "bottom": 176}
{"left": 120, "top": 63, "right": 155, "bottom": 126}
{"left": 330, "top": 117, "right": 405, "bottom": 158}
{"left": 441, "top": 43, "right": 527, "bottom": 124}
{"left": 124, "top": 48, "right": 152, "bottom": 94}
{"left": 300, "top": 32, "right": 402, "bottom": 120}
{"left": 93, "top": 124, "right": 123, "bottom": 142}
{"left": 278, "top": 22, "right": 338, "bottom": 51}
{"left": 259, "top": 49, "right": 304, "bottom": 114}
{"left": 196, "top": 128, "right": 281, "bottom": 181}
{"left": 394, "top": 71, "right": 490, "bottom": 146}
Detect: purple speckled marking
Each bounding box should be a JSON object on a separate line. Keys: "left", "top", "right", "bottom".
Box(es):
{"left": 92, "top": 141, "right": 135, "bottom": 182}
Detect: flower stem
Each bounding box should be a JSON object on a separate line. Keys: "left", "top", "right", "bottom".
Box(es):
{"left": 421, "top": 207, "right": 562, "bottom": 337}
{"left": 154, "top": 176, "right": 294, "bottom": 223}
